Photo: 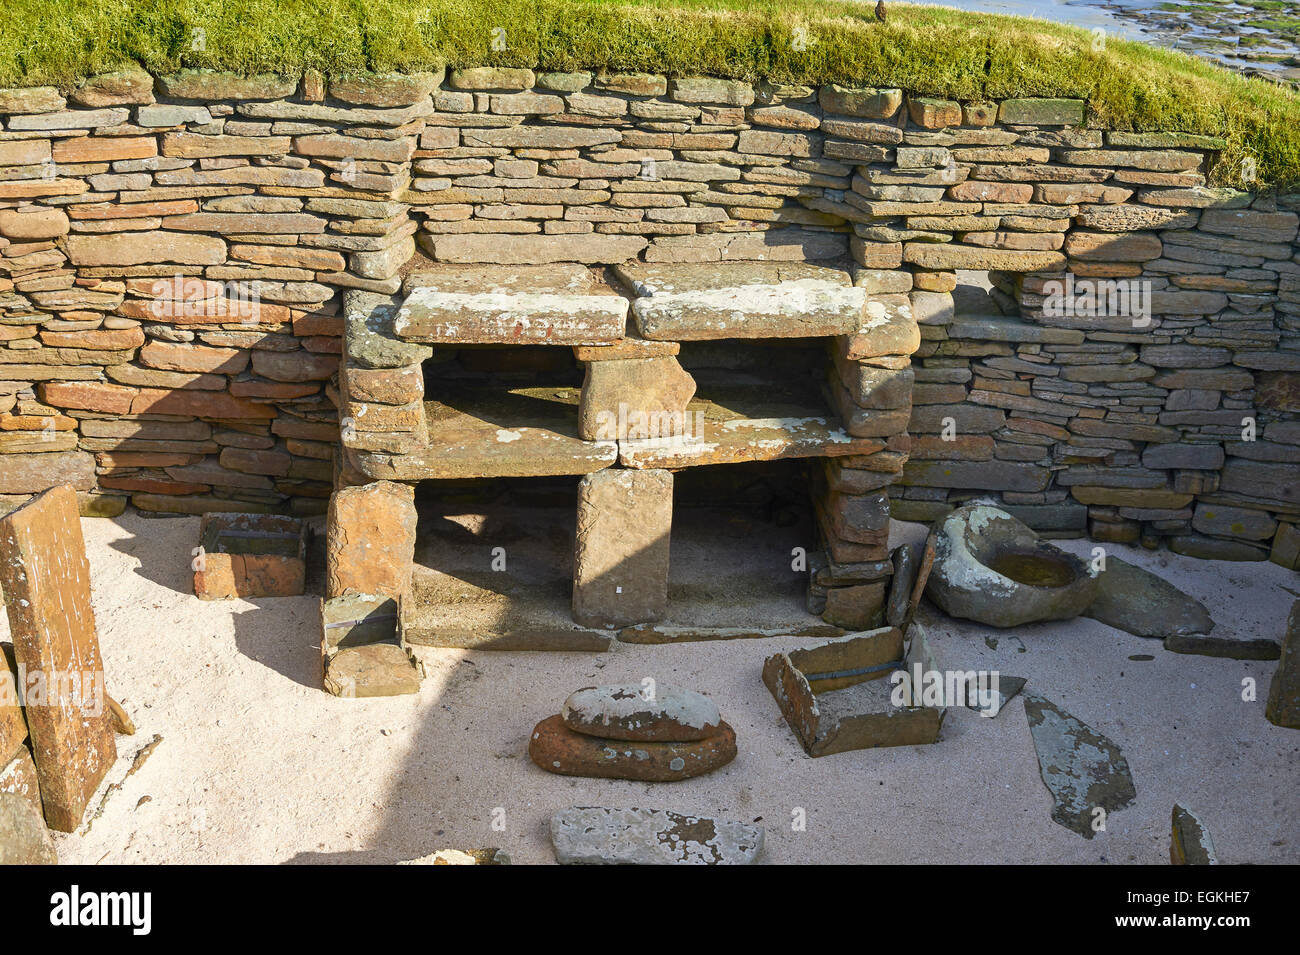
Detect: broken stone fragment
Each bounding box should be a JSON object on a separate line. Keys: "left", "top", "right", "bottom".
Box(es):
{"left": 1170, "top": 804, "right": 1218, "bottom": 864}
{"left": 550, "top": 807, "right": 763, "bottom": 865}
{"left": 561, "top": 684, "right": 722, "bottom": 742}
{"left": 1022, "top": 692, "right": 1136, "bottom": 839}
{"left": 1265, "top": 601, "right": 1300, "bottom": 729}
{"left": 528, "top": 714, "right": 736, "bottom": 781}
{"left": 323, "top": 643, "right": 422, "bottom": 699}
{"left": 1165, "top": 628, "right": 1281, "bottom": 661}
{"left": 926, "top": 504, "right": 1098, "bottom": 628}
{"left": 0, "top": 792, "right": 57, "bottom": 865}
{"left": 576, "top": 356, "right": 696, "bottom": 441}
{"left": 1083, "top": 556, "right": 1214, "bottom": 640}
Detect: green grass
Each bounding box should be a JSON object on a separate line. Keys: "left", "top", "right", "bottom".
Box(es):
{"left": 1, "top": 0, "right": 1298, "bottom": 185}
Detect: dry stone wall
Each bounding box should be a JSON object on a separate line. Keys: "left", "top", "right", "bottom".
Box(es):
{"left": 0, "top": 66, "right": 1296, "bottom": 568}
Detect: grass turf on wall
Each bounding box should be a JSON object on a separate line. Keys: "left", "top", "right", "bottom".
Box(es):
{"left": 1, "top": 0, "right": 1298, "bottom": 185}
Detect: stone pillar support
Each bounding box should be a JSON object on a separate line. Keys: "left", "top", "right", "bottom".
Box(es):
{"left": 572, "top": 468, "right": 673, "bottom": 628}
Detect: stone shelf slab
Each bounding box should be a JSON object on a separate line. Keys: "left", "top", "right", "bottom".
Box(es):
{"left": 615, "top": 261, "right": 866, "bottom": 341}
{"left": 348, "top": 384, "right": 616, "bottom": 481}
{"left": 394, "top": 264, "right": 629, "bottom": 345}
{"left": 617, "top": 377, "right": 876, "bottom": 469}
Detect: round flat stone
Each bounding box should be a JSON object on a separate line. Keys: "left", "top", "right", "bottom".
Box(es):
{"left": 561, "top": 683, "right": 722, "bottom": 741}
{"left": 529, "top": 714, "right": 736, "bottom": 781}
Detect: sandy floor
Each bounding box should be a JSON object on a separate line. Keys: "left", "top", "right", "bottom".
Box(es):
{"left": 15, "top": 511, "right": 1299, "bottom": 865}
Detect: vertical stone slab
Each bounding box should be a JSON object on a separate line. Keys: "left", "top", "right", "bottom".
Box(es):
{"left": 325, "top": 480, "right": 417, "bottom": 599}
{"left": 0, "top": 485, "right": 116, "bottom": 832}
{"left": 1265, "top": 600, "right": 1300, "bottom": 729}
{"left": 573, "top": 469, "right": 672, "bottom": 628}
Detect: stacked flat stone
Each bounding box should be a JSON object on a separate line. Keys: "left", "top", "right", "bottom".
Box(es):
{"left": 529, "top": 684, "right": 737, "bottom": 781}
{"left": 0, "top": 67, "right": 1293, "bottom": 572}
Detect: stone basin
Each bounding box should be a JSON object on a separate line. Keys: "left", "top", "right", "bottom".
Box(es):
{"left": 926, "top": 504, "right": 1099, "bottom": 628}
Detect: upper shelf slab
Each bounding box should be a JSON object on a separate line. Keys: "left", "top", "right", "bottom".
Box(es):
{"left": 395, "top": 264, "right": 629, "bottom": 345}
{"left": 615, "top": 262, "right": 866, "bottom": 341}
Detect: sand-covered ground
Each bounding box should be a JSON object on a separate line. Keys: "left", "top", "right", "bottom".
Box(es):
{"left": 16, "top": 511, "right": 1299, "bottom": 864}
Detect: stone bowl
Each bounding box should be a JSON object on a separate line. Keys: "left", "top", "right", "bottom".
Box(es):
{"left": 926, "top": 504, "right": 1099, "bottom": 628}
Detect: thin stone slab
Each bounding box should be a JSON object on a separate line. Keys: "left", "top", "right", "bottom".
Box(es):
{"left": 349, "top": 386, "right": 617, "bottom": 481}
{"left": 1083, "top": 556, "right": 1214, "bottom": 639}
{"left": 0, "top": 485, "right": 116, "bottom": 832}
{"left": 618, "top": 623, "right": 845, "bottom": 644}
{"left": 1266, "top": 600, "right": 1300, "bottom": 728}
{"left": 1022, "top": 692, "right": 1136, "bottom": 839}
{"left": 394, "top": 265, "right": 629, "bottom": 344}
{"left": 551, "top": 807, "right": 763, "bottom": 865}
{"left": 618, "top": 379, "right": 877, "bottom": 469}
{"left": 616, "top": 261, "right": 865, "bottom": 340}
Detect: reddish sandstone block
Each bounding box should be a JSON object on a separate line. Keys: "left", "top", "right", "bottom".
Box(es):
{"left": 130, "top": 389, "right": 277, "bottom": 419}
{"left": 0, "top": 486, "right": 116, "bottom": 832}
{"left": 52, "top": 136, "right": 157, "bottom": 164}
{"left": 194, "top": 513, "right": 307, "bottom": 600}
{"left": 325, "top": 481, "right": 417, "bottom": 600}
{"left": 38, "top": 380, "right": 138, "bottom": 414}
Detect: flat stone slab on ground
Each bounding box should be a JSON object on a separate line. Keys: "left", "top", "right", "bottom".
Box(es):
{"left": 395, "top": 265, "right": 629, "bottom": 344}
{"left": 399, "top": 621, "right": 612, "bottom": 651}
{"left": 322, "top": 643, "right": 422, "bottom": 698}
{"left": 550, "top": 806, "right": 763, "bottom": 865}
{"left": 562, "top": 684, "right": 722, "bottom": 742}
{"left": 617, "top": 623, "right": 846, "bottom": 644}
{"left": 616, "top": 261, "right": 864, "bottom": 340}
{"left": 1165, "top": 628, "right": 1281, "bottom": 660}
{"left": 0, "top": 485, "right": 116, "bottom": 832}
{"left": 528, "top": 714, "right": 736, "bottom": 781}
{"left": 1022, "top": 692, "right": 1136, "bottom": 839}
{"left": 1083, "top": 556, "right": 1214, "bottom": 639}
